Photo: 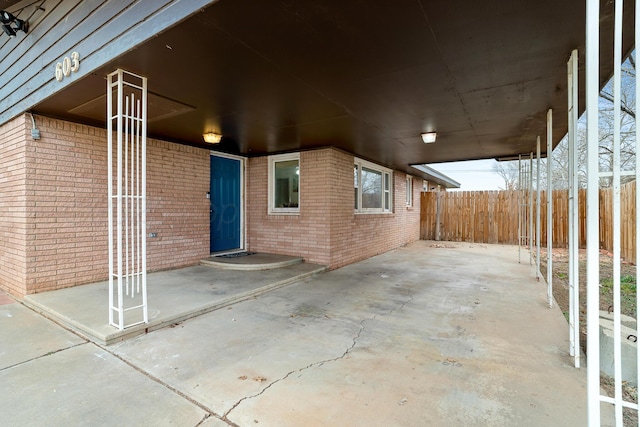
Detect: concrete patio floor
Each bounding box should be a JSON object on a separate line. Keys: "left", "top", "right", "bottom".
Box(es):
{"left": 23, "top": 256, "right": 325, "bottom": 345}
{"left": 1, "top": 241, "right": 595, "bottom": 426}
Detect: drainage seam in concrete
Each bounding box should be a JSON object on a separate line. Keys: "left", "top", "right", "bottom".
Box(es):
{"left": 0, "top": 341, "right": 88, "bottom": 372}
{"left": 195, "top": 413, "right": 239, "bottom": 427}
{"left": 11, "top": 300, "right": 234, "bottom": 426}
{"left": 93, "top": 341, "right": 235, "bottom": 426}
{"left": 19, "top": 298, "right": 99, "bottom": 345}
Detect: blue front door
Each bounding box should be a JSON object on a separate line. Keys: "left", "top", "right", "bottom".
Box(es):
{"left": 210, "top": 155, "right": 241, "bottom": 252}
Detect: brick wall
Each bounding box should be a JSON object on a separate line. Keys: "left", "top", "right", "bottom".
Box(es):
{"left": 328, "top": 149, "right": 421, "bottom": 269}
{"left": 246, "top": 150, "right": 332, "bottom": 265}
{"left": 145, "top": 140, "right": 210, "bottom": 272}
{"left": 246, "top": 148, "right": 421, "bottom": 268}
{"left": 0, "top": 115, "right": 28, "bottom": 297}
{"left": 4, "top": 114, "right": 210, "bottom": 295}
{"left": 1, "top": 113, "right": 422, "bottom": 296}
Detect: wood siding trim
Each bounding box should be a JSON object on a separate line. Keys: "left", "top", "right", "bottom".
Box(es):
{"left": 0, "top": 0, "right": 218, "bottom": 125}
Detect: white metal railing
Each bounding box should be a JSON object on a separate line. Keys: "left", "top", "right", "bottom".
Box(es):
{"left": 107, "top": 69, "right": 148, "bottom": 331}
{"left": 585, "top": 0, "right": 639, "bottom": 424}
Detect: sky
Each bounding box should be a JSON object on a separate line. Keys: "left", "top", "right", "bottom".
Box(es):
{"left": 428, "top": 159, "right": 505, "bottom": 191}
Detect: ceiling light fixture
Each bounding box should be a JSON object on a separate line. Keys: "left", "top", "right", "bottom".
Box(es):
{"left": 0, "top": 10, "right": 28, "bottom": 38}
{"left": 203, "top": 132, "right": 222, "bottom": 144}
{"left": 421, "top": 132, "right": 437, "bottom": 144}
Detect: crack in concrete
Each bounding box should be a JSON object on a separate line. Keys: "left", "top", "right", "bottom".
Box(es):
{"left": 223, "top": 318, "right": 367, "bottom": 421}
{"left": 395, "top": 287, "right": 414, "bottom": 312}
{"left": 375, "top": 285, "right": 414, "bottom": 318}
{"left": 9, "top": 280, "right": 413, "bottom": 427}
{"left": 222, "top": 289, "right": 413, "bottom": 422}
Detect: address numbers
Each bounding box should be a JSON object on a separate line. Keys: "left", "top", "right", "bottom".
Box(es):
{"left": 55, "top": 52, "right": 80, "bottom": 82}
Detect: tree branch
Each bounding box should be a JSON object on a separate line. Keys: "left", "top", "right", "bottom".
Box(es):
{"left": 599, "top": 91, "right": 636, "bottom": 118}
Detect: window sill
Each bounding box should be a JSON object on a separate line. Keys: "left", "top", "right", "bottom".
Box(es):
{"left": 268, "top": 211, "right": 300, "bottom": 216}
{"left": 354, "top": 211, "right": 393, "bottom": 215}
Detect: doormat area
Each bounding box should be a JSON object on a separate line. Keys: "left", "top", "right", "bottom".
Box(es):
{"left": 216, "top": 251, "right": 257, "bottom": 258}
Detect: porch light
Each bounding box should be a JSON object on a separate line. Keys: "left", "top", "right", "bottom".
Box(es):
{"left": 203, "top": 132, "right": 222, "bottom": 144}
{"left": 421, "top": 132, "right": 437, "bottom": 144}
{"left": 0, "top": 11, "right": 28, "bottom": 38}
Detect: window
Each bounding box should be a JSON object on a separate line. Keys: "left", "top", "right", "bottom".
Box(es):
{"left": 362, "top": 167, "right": 382, "bottom": 209}
{"left": 354, "top": 158, "right": 392, "bottom": 213}
{"left": 406, "top": 176, "right": 413, "bottom": 207}
{"left": 268, "top": 153, "right": 300, "bottom": 214}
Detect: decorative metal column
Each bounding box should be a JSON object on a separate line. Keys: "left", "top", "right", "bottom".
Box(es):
{"left": 107, "top": 69, "right": 148, "bottom": 331}
{"left": 517, "top": 153, "right": 533, "bottom": 264}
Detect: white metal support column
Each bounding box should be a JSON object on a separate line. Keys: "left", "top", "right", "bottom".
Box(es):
{"left": 610, "top": 0, "right": 624, "bottom": 423}
{"left": 636, "top": 0, "right": 640, "bottom": 419}
{"left": 107, "top": 69, "right": 148, "bottom": 331}
{"left": 586, "top": 0, "right": 639, "bottom": 424}
{"left": 536, "top": 136, "right": 541, "bottom": 281}
{"left": 636, "top": 0, "right": 640, "bottom": 416}
{"left": 518, "top": 154, "right": 523, "bottom": 262}
{"left": 585, "top": 0, "right": 601, "bottom": 423}
{"left": 567, "top": 49, "right": 580, "bottom": 368}
{"left": 546, "top": 109, "right": 553, "bottom": 308}
{"left": 528, "top": 153, "right": 534, "bottom": 266}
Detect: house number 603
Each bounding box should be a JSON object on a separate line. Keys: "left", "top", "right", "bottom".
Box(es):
{"left": 55, "top": 52, "right": 80, "bottom": 82}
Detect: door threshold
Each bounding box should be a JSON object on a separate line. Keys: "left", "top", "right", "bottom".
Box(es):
{"left": 210, "top": 249, "right": 245, "bottom": 257}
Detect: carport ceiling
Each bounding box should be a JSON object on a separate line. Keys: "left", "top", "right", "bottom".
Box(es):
{"left": 32, "top": 0, "right": 632, "bottom": 174}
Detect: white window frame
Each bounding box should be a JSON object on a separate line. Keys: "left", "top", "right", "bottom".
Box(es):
{"left": 354, "top": 164, "right": 359, "bottom": 210}
{"left": 354, "top": 158, "right": 392, "bottom": 214}
{"left": 268, "top": 153, "right": 300, "bottom": 215}
{"left": 406, "top": 176, "right": 413, "bottom": 207}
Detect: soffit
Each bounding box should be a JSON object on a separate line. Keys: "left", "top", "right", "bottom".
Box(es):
{"left": 31, "top": 0, "right": 633, "bottom": 176}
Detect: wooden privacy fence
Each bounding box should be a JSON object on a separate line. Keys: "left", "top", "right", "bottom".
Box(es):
{"left": 420, "top": 181, "right": 637, "bottom": 262}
